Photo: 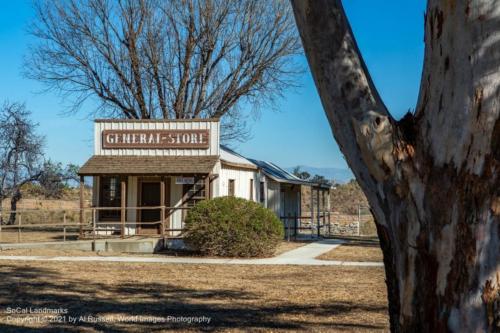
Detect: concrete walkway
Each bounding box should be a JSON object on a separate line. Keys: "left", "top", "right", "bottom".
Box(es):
{"left": 0, "top": 239, "right": 384, "bottom": 267}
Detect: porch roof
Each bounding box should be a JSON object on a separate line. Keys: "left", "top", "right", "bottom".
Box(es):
{"left": 78, "top": 155, "right": 218, "bottom": 175}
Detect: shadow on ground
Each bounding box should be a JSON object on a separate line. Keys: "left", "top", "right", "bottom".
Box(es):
{"left": 327, "top": 236, "right": 380, "bottom": 248}
{"left": 0, "top": 264, "right": 387, "bottom": 332}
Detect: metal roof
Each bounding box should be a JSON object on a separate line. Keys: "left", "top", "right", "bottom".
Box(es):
{"left": 220, "top": 145, "right": 258, "bottom": 169}
{"left": 223, "top": 146, "right": 331, "bottom": 189}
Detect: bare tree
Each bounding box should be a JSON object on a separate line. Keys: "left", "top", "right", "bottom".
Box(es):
{"left": 0, "top": 103, "right": 45, "bottom": 225}
{"left": 38, "top": 161, "right": 80, "bottom": 199}
{"left": 26, "top": 0, "right": 302, "bottom": 140}
{"left": 291, "top": 0, "right": 500, "bottom": 331}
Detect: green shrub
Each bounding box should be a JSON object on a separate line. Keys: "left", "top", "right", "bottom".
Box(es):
{"left": 184, "top": 196, "right": 284, "bottom": 257}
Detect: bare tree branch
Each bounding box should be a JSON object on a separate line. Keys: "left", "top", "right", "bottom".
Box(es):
{"left": 26, "top": 0, "right": 302, "bottom": 140}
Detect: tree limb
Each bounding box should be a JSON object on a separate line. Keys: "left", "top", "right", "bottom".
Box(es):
{"left": 291, "top": 0, "right": 399, "bottom": 222}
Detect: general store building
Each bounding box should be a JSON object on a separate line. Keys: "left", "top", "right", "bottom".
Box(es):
{"left": 78, "top": 119, "right": 330, "bottom": 237}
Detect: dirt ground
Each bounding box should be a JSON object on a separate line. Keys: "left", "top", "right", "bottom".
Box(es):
{"left": 0, "top": 260, "right": 388, "bottom": 332}
{"left": 318, "top": 237, "right": 383, "bottom": 262}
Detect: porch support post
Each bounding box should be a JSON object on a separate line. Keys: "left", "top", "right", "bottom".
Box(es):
{"left": 120, "top": 178, "right": 126, "bottom": 238}
{"left": 327, "top": 188, "right": 331, "bottom": 236}
{"left": 205, "top": 174, "right": 210, "bottom": 199}
{"left": 309, "top": 185, "right": 314, "bottom": 237}
{"left": 160, "top": 177, "right": 165, "bottom": 238}
{"left": 79, "top": 175, "right": 84, "bottom": 238}
{"left": 317, "top": 187, "right": 321, "bottom": 238}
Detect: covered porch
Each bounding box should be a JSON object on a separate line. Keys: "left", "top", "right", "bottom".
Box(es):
{"left": 78, "top": 155, "right": 218, "bottom": 238}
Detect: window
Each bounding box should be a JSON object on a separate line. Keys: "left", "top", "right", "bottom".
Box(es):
{"left": 99, "top": 176, "right": 123, "bottom": 220}
{"left": 249, "top": 179, "right": 254, "bottom": 201}
{"left": 228, "top": 179, "right": 235, "bottom": 196}
{"left": 183, "top": 177, "right": 206, "bottom": 208}
{"left": 259, "top": 181, "right": 265, "bottom": 204}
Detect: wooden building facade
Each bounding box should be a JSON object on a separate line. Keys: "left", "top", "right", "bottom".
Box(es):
{"left": 78, "top": 119, "right": 329, "bottom": 237}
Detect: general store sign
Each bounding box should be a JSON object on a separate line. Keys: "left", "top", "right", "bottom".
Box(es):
{"left": 175, "top": 177, "right": 195, "bottom": 185}
{"left": 102, "top": 129, "right": 210, "bottom": 149}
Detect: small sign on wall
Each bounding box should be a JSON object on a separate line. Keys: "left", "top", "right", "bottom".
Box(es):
{"left": 175, "top": 177, "right": 195, "bottom": 185}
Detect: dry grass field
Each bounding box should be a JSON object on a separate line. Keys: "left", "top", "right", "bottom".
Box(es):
{"left": 318, "top": 237, "right": 383, "bottom": 262}
{"left": 0, "top": 241, "right": 309, "bottom": 258}
{"left": 0, "top": 261, "right": 388, "bottom": 332}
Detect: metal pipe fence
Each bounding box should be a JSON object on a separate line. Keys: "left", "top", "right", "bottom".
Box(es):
{"left": 280, "top": 205, "right": 375, "bottom": 240}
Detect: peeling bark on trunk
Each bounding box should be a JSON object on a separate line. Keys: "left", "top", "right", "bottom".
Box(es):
{"left": 291, "top": 0, "right": 500, "bottom": 332}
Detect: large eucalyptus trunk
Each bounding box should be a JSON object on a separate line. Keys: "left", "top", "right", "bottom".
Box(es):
{"left": 291, "top": 0, "right": 500, "bottom": 331}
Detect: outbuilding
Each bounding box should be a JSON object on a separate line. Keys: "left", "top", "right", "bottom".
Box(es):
{"left": 78, "top": 119, "right": 329, "bottom": 237}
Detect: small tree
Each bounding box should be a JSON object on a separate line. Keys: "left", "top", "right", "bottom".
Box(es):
{"left": 292, "top": 166, "right": 311, "bottom": 180}
{"left": 310, "top": 174, "right": 332, "bottom": 186}
{"left": 0, "top": 102, "right": 44, "bottom": 225}
{"left": 38, "top": 161, "right": 80, "bottom": 199}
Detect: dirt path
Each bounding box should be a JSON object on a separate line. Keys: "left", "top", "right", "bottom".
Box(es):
{"left": 0, "top": 239, "right": 383, "bottom": 266}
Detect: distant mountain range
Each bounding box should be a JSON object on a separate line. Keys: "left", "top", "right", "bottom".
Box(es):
{"left": 285, "top": 165, "right": 354, "bottom": 184}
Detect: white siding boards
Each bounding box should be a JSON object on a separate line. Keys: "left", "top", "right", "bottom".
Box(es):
{"left": 94, "top": 119, "right": 220, "bottom": 156}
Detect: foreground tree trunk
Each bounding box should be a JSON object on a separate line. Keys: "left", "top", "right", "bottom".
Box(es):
{"left": 291, "top": 0, "right": 500, "bottom": 331}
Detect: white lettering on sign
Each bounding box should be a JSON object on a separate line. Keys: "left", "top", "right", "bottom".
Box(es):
{"left": 102, "top": 130, "right": 210, "bottom": 149}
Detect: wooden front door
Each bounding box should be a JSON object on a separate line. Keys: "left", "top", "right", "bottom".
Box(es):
{"left": 140, "top": 182, "right": 161, "bottom": 234}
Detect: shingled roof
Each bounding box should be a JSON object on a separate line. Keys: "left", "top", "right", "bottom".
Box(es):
{"left": 78, "top": 155, "right": 218, "bottom": 175}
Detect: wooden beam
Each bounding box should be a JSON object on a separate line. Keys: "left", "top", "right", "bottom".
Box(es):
{"left": 317, "top": 188, "right": 321, "bottom": 238}
{"left": 310, "top": 186, "right": 314, "bottom": 235}
{"left": 160, "top": 177, "right": 165, "bottom": 237}
{"left": 205, "top": 174, "right": 210, "bottom": 199}
{"left": 120, "top": 178, "right": 126, "bottom": 238}
{"left": 79, "top": 175, "right": 84, "bottom": 238}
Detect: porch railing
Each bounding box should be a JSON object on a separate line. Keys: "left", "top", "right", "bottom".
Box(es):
{"left": 0, "top": 206, "right": 191, "bottom": 244}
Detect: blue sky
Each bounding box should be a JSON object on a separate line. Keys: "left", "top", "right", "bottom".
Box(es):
{"left": 0, "top": 1, "right": 426, "bottom": 170}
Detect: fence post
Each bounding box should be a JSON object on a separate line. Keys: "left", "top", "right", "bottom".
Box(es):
{"left": 63, "top": 213, "right": 67, "bottom": 242}
{"left": 286, "top": 213, "right": 290, "bottom": 242}
{"left": 18, "top": 213, "right": 21, "bottom": 243}
{"left": 310, "top": 186, "right": 314, "bottom": 238}
{"left": 294, "top": 213, "right": 297, "bottom": 240}
{"left": 92, "top": 208, "right": 96, "bottom": 241}
{"left": 328, "top": 211, "right": 331, "bottom": 237}
{"left": 322, "top": 191, "right": 326, "bottom": 236}
{"left": 79, "top": 175, "right": 84, "bottom": 238}
{"left": 316, "top": 189, "right": 321, "bottom": 238}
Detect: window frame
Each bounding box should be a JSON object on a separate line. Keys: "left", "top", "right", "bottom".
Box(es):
{"left": 99, "top": 176, "right": 125, "bottom": 221}
{"left": 228, "top": 179, "right": 235, "bottom": 197}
